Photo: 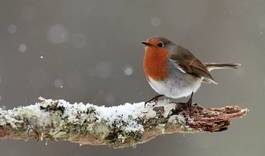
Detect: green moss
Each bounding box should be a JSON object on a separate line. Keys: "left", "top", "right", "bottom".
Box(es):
{"left": 102, "top": 118, "right": 144, "bottom": 148}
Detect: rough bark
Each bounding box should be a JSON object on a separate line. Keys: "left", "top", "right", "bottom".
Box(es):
{"left": 0, "top": 97, "right": 248, "bottom": 148}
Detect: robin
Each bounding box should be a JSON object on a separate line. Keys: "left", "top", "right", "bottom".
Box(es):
{"left": 142, "top": 36, "right": 240, "bottom": 106}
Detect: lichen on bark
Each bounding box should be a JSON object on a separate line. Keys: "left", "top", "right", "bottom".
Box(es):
{"left": 0, "top": 97, "right": 247, "bottom": 148}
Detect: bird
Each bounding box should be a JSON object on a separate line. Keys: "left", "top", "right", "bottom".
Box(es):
{"left": 142, "top": 36, "right": 241, "bottom": 106}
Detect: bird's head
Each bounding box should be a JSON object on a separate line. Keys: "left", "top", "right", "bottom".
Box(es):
{"left": 141, "top": 37, "right": 176, "bottom": 52}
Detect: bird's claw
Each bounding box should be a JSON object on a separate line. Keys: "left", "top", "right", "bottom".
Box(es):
{"left": 186, "top": 92, "right": 193, "bottom": 108}
{"left": 176, "top": 92, "right": 194, "bottom": 111}
{"left": 145, "top": 94, "right": 164, "bottom": 106}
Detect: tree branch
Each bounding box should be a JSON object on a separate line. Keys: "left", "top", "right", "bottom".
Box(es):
{"left": 0, "top": 97, "right": 248, "bottom": 148}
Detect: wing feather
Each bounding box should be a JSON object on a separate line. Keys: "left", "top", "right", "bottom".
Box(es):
{"left": 169, "top": 46, "right": 217, "bottom": 84}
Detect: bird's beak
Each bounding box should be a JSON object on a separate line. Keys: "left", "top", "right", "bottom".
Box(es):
{"left": 141, "top": 42, "right": 152, "bottom": 47}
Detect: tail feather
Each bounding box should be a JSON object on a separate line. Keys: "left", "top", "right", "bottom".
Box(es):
{"left": 205, "top": 63, "right": 241, "bottom": 71}
{"left": 202, "top": 63, "right": 241, "bottom": 85}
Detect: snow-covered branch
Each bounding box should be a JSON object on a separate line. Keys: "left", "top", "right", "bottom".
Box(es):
{"left": 0, "top": 97, "right": 247, "bottom": 148}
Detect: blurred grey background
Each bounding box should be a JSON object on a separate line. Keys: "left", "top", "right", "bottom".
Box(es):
{"left": 0, "top": 0, "right": 263, "bottom": 155}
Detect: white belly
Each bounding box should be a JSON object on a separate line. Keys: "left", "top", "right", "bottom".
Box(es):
{"left": 147, "top": 74, "right": 202, "bottom": 99}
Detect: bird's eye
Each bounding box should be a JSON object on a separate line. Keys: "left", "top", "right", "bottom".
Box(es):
{"left": 157, "top": 42, "right": 164, "bottom": 48}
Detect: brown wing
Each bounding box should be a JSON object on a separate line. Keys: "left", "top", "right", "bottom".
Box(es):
{"left": 169, "top": 46, "right": 215, "bottom": 82}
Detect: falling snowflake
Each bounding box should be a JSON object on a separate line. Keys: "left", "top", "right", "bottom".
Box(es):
{"left": 18, "top": 44, "right": 27, "bottom": 53}
{"left": 54, "top": 79, "right": 64, "bottom": 88}
{"left": 45, "top": 140, "right": 48, "bottom": 146}
{"left": 151, "top": 17, "right": 161, "bottom": 27}
{"left": 40, "top": 55, "right": 44, "bottom": 59}
{"left": 123, "top": 65, "right": 134, "bottom": 76}
{"left": 47, "top": 24, "right": 68, "bottom": 44}
{"left": 8, "top": 24, "right": 17, "bottom": 34}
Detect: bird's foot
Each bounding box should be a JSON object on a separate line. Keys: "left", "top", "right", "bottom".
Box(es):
{"left": 186, "top": 92, "right": 194, "bottom": 108}
{"left": 177, "top": 92, "right": 194, "bottom": 112}
{"left": 170, "top": 93, "right": 196, "bottom": 122}
{"left": 145, "top": 94, "right": 164, "bottom": 106}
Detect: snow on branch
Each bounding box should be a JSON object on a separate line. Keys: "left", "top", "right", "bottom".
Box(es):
{"left": 0, "top": 97, "right": 247, "bottom": 148}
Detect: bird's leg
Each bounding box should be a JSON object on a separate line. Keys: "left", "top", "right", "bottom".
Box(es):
{"left": 185, "top": 92, "right": 194, "bottom": 108}
{"left": 145, "top": 94, "right": 164, "bottom": 105}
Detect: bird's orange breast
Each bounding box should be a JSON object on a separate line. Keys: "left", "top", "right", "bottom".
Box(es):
{"left": 143, "top": 47, "right": 169, "bottom": 80}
